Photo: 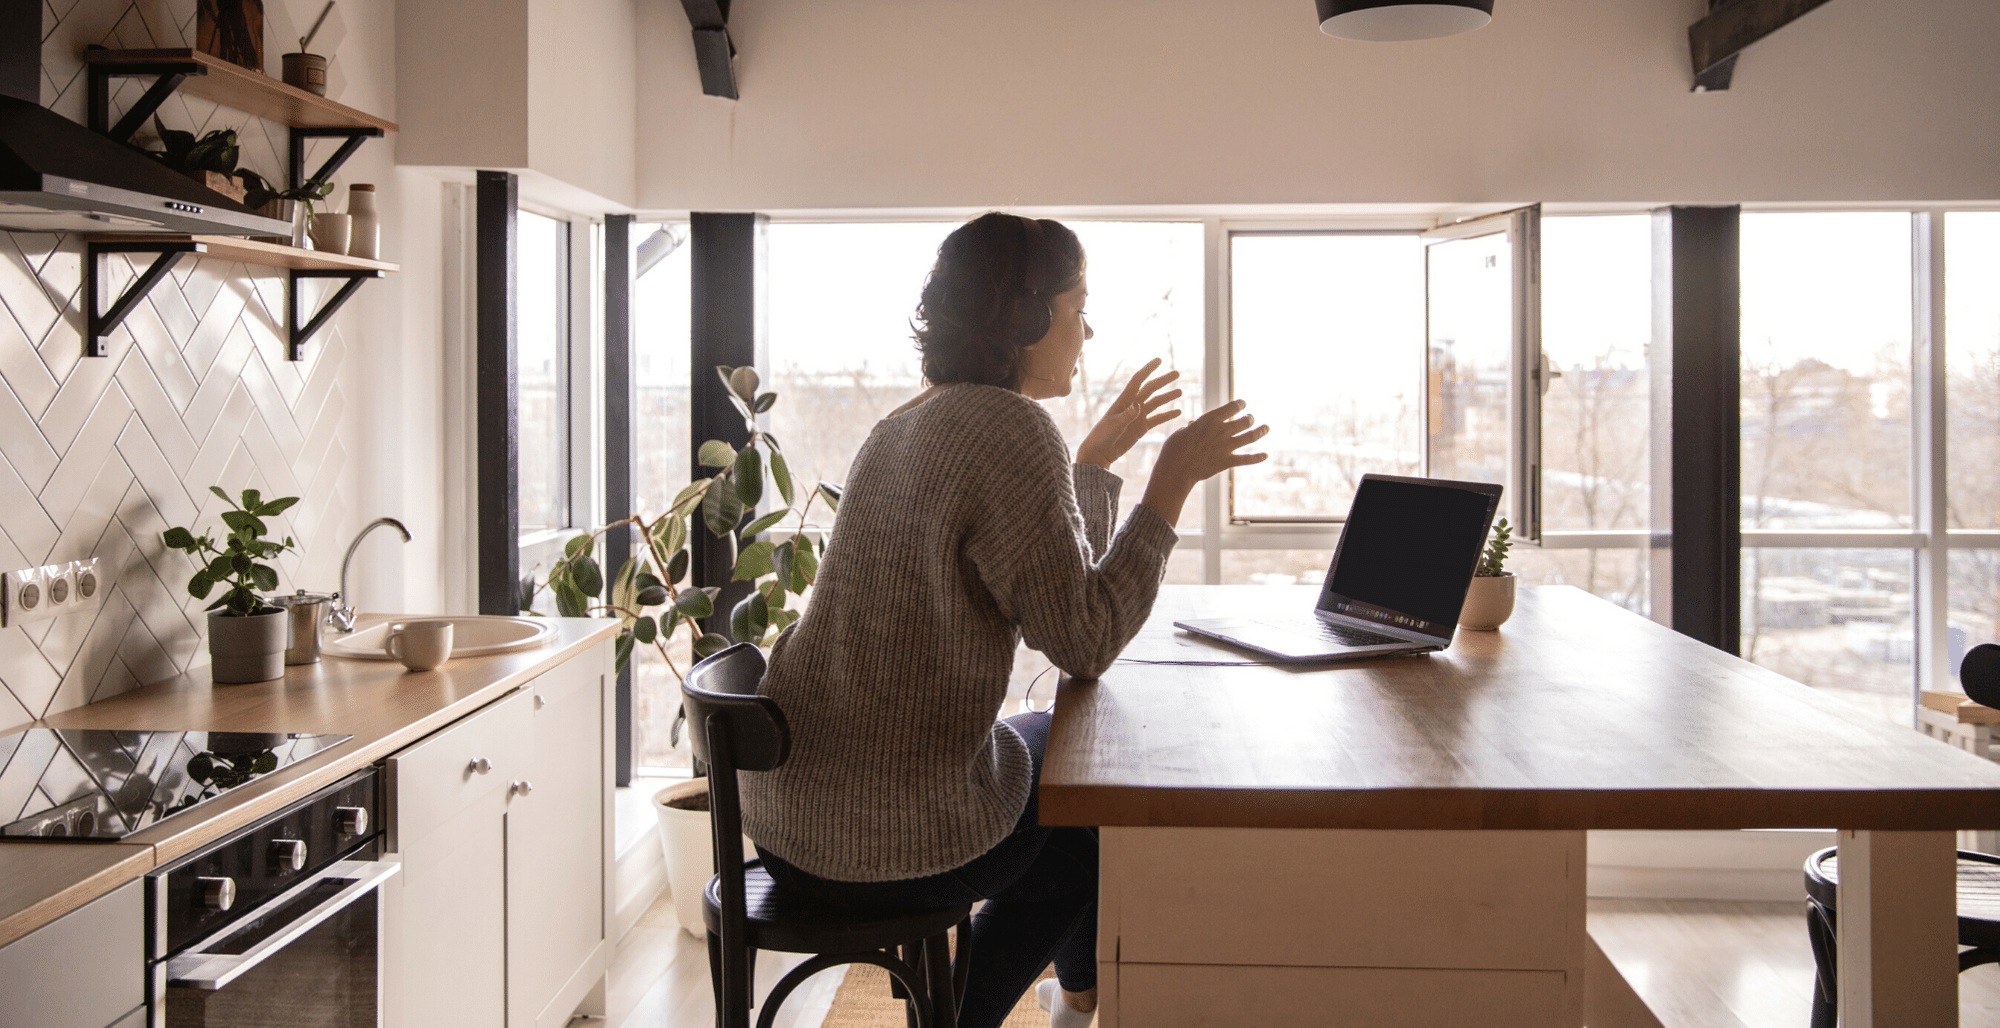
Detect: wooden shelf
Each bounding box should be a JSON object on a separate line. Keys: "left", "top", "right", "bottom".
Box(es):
{"left": 82, "top": 49, "right": 398, "bottom": 134}
{"left": 84, "top": 235, "right": 397, "bottom": 274}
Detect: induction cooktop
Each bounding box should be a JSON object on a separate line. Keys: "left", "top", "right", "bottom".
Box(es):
{"left": 0, "top": 729, "right": 350, "bottom": 841}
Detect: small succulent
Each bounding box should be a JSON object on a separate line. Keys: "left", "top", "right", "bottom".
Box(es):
{"left": 1476, "top": 517, "right": 1512, "bottom": 577}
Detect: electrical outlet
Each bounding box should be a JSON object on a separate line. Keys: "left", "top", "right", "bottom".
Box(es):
{"left": 40, "top": 563, "right": 75, "bottom": 616}
{"left": 70, "top": 558, "right": 105, "bottom": 614}
{"left": 3, "top": 567, "right": 46, "bottom": 627}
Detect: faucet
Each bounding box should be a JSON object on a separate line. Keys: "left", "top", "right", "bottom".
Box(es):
{"left": 331, "top": 517, "right": 411, "bottom": 633}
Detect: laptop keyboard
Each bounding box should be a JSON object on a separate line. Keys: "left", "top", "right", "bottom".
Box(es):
{"left": 1254, "top": 616, "right": 1405, "bottom": 648}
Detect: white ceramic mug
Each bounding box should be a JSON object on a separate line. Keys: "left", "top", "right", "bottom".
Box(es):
{"left": 384, "top": 619, "right": 454, "bottom": 671}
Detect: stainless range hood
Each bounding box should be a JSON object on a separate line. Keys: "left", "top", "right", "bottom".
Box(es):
{"left": 0, "top": 0, "right": 290, "bottom": 236}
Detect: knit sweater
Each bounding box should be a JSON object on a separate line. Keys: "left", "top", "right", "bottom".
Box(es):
{"left": 739, "top": 384, "right": 1179, "bottom": 882}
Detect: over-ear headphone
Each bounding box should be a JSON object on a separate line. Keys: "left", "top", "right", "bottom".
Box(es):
{"left": 1014, "top": 218, "right": 1054, "bottom": 346}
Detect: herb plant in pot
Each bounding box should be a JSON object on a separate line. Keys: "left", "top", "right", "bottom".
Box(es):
{"left": 1458, "top": 517, "right": 1515, "bottom": 631}
{"left": 163, "top": 488, "right": 301, "bottom": 684}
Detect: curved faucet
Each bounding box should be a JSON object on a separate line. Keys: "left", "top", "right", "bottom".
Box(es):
{"left": 331, "top": 517, "right": 411, "bottom": 632}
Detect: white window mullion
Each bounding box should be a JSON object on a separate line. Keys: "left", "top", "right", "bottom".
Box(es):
{"left": 1913, "top": 211, "right": 1950, "bottom": 698}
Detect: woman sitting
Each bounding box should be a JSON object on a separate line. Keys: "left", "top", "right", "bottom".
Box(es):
{"left": 741, "top": 212, "right": 1266, "bottom": 1028}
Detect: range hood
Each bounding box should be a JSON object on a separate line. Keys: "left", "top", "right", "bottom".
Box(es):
{"left": 0, "top": 1, "right": 289, "bottom": 236}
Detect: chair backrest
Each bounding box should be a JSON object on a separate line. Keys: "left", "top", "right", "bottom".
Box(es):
{"left": 681, "top": 642, "right": 790, "bottom": 965}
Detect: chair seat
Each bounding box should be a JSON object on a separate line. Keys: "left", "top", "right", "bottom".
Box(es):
{"left": 1804, "top": 847, "right": 2000, "bottom": 948}
{"left": 704, "top": 859, "right": 974, "bottom": 955}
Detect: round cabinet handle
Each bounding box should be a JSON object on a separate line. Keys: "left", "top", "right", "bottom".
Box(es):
{"left": 510, "top": 780, "right": 535, "bottom": 797}
{"left": 534, "top": 694, "right": 546, "bottom": 710}
{"left": 334, "top": 806, "right": 370, "bottom": 837}
{"left": 468, "top": 757, "right": 492, "bottom": 774}
{"left": 270, "top": 838, "right": 308, "bottom": 872}
{"left": 197, "top": 876, "right": 237, "bottom": 912}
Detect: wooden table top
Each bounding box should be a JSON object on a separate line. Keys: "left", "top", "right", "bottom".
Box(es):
{"left": 1040, "top": 585, "right": 2000, "bottom": 831}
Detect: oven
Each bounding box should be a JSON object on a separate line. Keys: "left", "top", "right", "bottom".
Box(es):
{"left": 145, "top": 766, "right": 396, "bottom": 1028}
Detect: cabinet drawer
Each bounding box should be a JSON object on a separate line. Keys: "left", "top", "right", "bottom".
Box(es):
{"left": 390, "top": 690, "right": 534, "bottom": 846}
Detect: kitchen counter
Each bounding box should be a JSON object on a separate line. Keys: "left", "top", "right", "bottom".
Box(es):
{"left": 0, "top": 615, "right": 619, "bottom": 948}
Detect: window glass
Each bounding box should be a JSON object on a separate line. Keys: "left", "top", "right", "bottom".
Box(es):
{"left": 1425, "top": 231, "right": 1511, "bottom": 488}
{"left": 517, "top": 211, "right": 570, "bottom": 533}
{"left": 1220, "top": 550, "right": 1336, "bottom": 587}
{"left": 1742, "top": 548, "right": 1913, "bottom": 726}
{"left": 1740, "top": 213, "right": 1913, "bottom": 530}
{"left": 1540, "top": 216, "right": 1651, "bottom": 532}
{"left": 1947, "top": 212, "right": 2000, "bottom": 534}
{"left": 631, "top": 222, "right": 693, "bottom": 771}
{"left": 1230, "top": 234, "right": 1424, "bottom": 520}
{"left": 1950, "top": 549, "right": 2000, "bottom": 692}
{"left": 1507, "top": 546, "right": 1649, "bottom": 617}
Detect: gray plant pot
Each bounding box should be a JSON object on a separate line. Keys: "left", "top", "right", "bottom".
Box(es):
{"left": 208, "top": 608, "right": 289, "bottom": 684}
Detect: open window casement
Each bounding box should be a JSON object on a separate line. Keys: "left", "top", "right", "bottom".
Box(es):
{"left": 1422, "top": 205, "right": 1547, "bottom": 543}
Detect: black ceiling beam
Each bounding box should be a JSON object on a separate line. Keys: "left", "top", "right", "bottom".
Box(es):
{"left": 1689, "top": 0, "right": 1837, "bottom": 92}
{"left": 680, "top": 0, "right": 739, "bottom": 99}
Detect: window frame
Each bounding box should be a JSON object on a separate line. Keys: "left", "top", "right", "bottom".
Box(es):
{"left": 516, "top": 204, "right": 605, "bottom": 584}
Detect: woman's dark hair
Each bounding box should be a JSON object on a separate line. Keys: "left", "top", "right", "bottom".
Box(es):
{"left": 912, "top": 213, "right": 1085, "bottom": 388}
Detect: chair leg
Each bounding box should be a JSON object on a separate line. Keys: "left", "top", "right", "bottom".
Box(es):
{"left": 887, "top": 947, "right": 910, "bottom": 1000}
{"left": 925, "top": 931, "right": 958, "bottom": 1028}
{"left": 903, "top": 942, "right": 923, "bottom": 1028}
{"left": 1805, "top": 901, "right": 1838, "bottom": 1028}
{"left": 951, "top": 917, "right": 972, "bottom": 1021}
{"left": 719, "top": 935, "right": 753, "bottom": 1028}
{"left": 707, "top": 930, "right": 726, "bottom": 1028}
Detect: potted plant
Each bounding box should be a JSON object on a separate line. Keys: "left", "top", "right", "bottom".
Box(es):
{"left": 236, "top": 170, "right": 334, "bottom": 248}
{"left": 1458, "top": 517, "right": 1515, "bottom": 631}
{"left": 144, "top": 118, "right": 248, "bottom": 203}
{"left": 163, "top": 488, "right": 301, "bottom": 683}
{"left": 522, "top": 366, "right": 835, "bottom": 936}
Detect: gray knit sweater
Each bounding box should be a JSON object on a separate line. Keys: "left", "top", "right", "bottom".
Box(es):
{"left": 739, "top": 384, "right": 1179, "bottom": 882}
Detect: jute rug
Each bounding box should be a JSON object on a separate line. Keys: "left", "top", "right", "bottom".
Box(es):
{"left": 819, "top": 961, "right": 1059, "bottom": 1028}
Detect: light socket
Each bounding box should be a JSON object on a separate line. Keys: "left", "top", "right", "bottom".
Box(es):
{"left": 39, "top": 563, "right": 75, "bottom": 616}
{"left": 3, "top": 567, "right": 46, "bottom": 627}
{"left": 69, "top": 558, "right": 105, "bottom": 615}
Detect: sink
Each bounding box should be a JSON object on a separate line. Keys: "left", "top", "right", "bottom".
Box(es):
{"left": 323, "top": 616, "right": 559, "bottom": 661}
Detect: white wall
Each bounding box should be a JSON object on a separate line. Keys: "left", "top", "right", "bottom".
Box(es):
{"left": 633, "top": 0, "right": 2000, "bottom": 211}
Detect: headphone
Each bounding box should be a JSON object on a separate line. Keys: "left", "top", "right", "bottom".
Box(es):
{"left": 1013, "top": 218, "right": 1055, "bottom": 347}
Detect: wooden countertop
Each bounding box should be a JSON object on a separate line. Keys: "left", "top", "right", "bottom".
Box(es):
{"left": 1041, "top": 585, "right": 2000, "bottom": 831}
{"left": 0, "top": 615, "right": 618, "bottom": 947}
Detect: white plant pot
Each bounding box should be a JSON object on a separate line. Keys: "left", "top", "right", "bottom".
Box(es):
{"left": 654, "top": 779, "right": 753, "bottom": 939}
{"left": 1458, "top": 573, "right": 1517, "bottom": 631}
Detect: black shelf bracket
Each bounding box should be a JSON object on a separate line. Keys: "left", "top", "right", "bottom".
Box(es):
{"left": 290, "top": 126, "right": 384, "bottom": 190}
{"left": 83, "top": 239, "right": 204, "bottom": 357}
{"left": 287, "top": 269, "right": 380, "bottom": 360}
{"left": 86, "top": 58, "right": 206, "bottom": 142}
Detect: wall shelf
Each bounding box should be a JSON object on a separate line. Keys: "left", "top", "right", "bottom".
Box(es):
{"left": 78, "top": 51, "right": 399, "bottom": 361}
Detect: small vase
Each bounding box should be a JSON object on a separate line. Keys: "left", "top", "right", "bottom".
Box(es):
{"left": 1458, "top": 573, "right": 1516, "bottom": 631}
{"left": 345, "top": 184, "right": 379, "bottom": 260}
{"left": 309, "top": 213, "right": 351, "bottom": 256}
{"left": 207, "top": 608, "right": 289, "bottom": 683}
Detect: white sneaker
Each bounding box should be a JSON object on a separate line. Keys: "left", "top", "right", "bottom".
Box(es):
{"left": 1035, "top": 979, "right": 1095, "bottom": 1027}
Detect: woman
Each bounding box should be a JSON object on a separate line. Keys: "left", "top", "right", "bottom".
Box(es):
{"left": 740, "top": 213, "right": 1266, "bottom": 1027}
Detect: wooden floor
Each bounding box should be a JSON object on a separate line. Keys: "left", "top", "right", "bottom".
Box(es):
{"left": 1588, "top": 898, "right": 2000, "bottom": 1027}
{"left": 591, "top": 888, "right": 845, "bottom": 1028}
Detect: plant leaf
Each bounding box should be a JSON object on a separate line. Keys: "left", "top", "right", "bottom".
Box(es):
{"left": 667, "top": 548, "right": 690, "bottom": 586}
{"left": 793, "top": 539, "right": 819, "bottom": 587}
{"left": 768, "top": 608, "right": 801, "bottom": 635}
{"left": 702, "top": 474, "right": 744, "bottom": 537}
{"left": 554, "top": 578, "right": 589, "bottom": 618}
{"left": 572, "top": 556, "right": 604, "bottom": 599}
{"left": 256, "top": 496, "right": 298, "bottom": 517}
{"left": 636, "top": 584, "right": 669, "bottom": 607}
{"left": 220, "top": 510, "right": 264, "bottom": 536}
{"left": 662, "top": 609, "right": 682, "bottom": 636}
{"left": 189, "top": 572, "right": 215, "bottom": 599}
{"left": 753, "top": 391, "right": 777, "bottom": 413}
{"left": 817, "top": 481, "right": 843, "bottom": 513}
{"left": 670, "top": 479, "right": 709, "bottom": 512}
{"left": 518, "top": 574, "right": 539, "bottom": 612}
{"left": 732, "top": 448, "right": 763, "bottom": 508}
{"left": 241, "top": 488, "right": 262, "bottom": 511}
{"left": 714, "top": 365, "right": 738, "bottom": 395}
{"left": 729, "top": 365, "right": 760, "bottom": 402}
{"left": 698, "top": 440, "right": 737, "bottom": 468}
{"left": 633, "top": 616, "right": 657, "bottom": 644}
{"left": 661, "top": 516, "right": 688, "bottom": 561}
{"left": 163, "top": 526, "right": 197, "bottom": 549}
{"left": 773, "top": 540, "right": 795, "bottom": 585}
{"left": 208, "top": 485, "right": 232, "bottom": 505}
{"left": 734, "top": 541, "right": 775, "bottom": 580}
{"left": 693, "top": 632, "right": 732, "bottom": 658}
{"left": 741, "top": 509, "right": 788, "bottom": 539}
{"left": 250, "top": 564, "right": 278, "bottom": 591}
{"left": 673, "top": 588, "right": 715, "bottom": 619}
{"left": 613, "top": 631, "right": 635, "bottom": 674}
{"left": 770, "top": 450, "right": 795, "bottom": 506}
{"left": 564, "top": 534, "right": 593, "bottom": 560}
{"left": 729, "top": 591, "right": 768, "bottom": 644}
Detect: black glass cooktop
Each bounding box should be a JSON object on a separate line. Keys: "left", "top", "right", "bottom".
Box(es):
{"left": 0, "top": 729, "right": 350, "bottom": 840}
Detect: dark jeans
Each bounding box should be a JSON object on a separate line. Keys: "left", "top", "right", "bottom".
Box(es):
{"left": 758, "top": 711, "right": 1097, "bottom": 1028}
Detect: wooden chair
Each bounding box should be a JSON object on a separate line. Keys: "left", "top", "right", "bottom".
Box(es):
{"left": 1802, "top": 846, "right": 2000, "bottom": 1028}
{"left": 683, "top": 642, "right": 972, "bottom": 1028}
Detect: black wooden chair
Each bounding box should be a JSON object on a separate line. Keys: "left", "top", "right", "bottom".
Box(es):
{"left": 1802, "top": 845, "right": 2000, "bottom": 1028}
{"left": 683, "top": 642, "right": 973, "bottom": 1028}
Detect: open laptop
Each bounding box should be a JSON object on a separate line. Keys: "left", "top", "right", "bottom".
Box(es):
{"left": 1175, "top": 474, "right": 1503, "bottom": 661}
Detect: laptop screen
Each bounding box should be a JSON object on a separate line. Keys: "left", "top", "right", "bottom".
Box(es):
{"left": 1316, "top": 475, "right": 1501, "bottom": 639}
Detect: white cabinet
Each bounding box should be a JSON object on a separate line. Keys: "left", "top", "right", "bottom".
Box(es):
{"left": 0, "top": 881, "right": 143, "bottom": 1028}
{"left": 385, "top": 640, "right": 613, "bottom": 1028}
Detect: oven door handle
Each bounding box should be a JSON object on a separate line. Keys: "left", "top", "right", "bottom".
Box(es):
{"left": 165, "top": 859, "right": 401, "bottom": 992}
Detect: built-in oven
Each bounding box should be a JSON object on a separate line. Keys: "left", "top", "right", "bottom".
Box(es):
{"left": 145, "top": 766, "right": 395, "bottom": 1028}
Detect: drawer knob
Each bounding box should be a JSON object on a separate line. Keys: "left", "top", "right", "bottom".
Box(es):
{"left": 468, "top": 757, "right": 493, "bottom": 775}
{"left": 534, "top": 694, "right": 546, "bottom": 710}
{"left": 334, "top": 806, "right": 370, "bottom": 836}
{"left": 196, "top": 876, "right": 237, "bottom": 912}
{"left": 511, "top": 780, "right": 535, "bottom": 797}
{"left": 270, "top": 838, "right": 308, "bottom": 872}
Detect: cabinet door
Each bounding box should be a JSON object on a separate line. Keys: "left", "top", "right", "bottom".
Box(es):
{"left": 397, "top": 786, "right": 509, "bottom": 1028}
{"left": 506, "top": 646, "right": 610, "bottom": 1028}
{"left": 0, "top": 881, "right": 141, "bottom": 1028}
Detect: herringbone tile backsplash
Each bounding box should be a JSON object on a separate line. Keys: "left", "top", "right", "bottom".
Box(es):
{"left": 1, "top": 1, "right": 363, "bottom": 727}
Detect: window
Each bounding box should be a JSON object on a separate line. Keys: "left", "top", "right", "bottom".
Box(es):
{"left": 1946, "top": 212, "right": 2000, "bottom": 686}
{"left": 517, "top": 210, "right": 572, "bottom": 534}
{"left": 631, "top": 222, "right": 693, "bottom": 771}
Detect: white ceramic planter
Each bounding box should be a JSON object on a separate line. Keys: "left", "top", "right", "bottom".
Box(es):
{"left": 1458, "top": 573, "right": 1517, "bottom": 631}
{"left": 654, "top": 779, "right": 752, "bottom": 938}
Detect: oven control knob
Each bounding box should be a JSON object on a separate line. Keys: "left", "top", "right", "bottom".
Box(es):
{"left": 334, "top": 806, "right": 369, "bottom": 836}
{"left": 270, "top": 839, "right": 308, "bottom": 872}
{"left": 196, "top": 876, "right": 236, "bottom": 912}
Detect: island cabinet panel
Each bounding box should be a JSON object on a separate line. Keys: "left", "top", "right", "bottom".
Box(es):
{"left": 0, "top": 880, "right": 142, "bottom": 1028}
{"left": 507, "top": 647, "right": 612, "bottom": 1028}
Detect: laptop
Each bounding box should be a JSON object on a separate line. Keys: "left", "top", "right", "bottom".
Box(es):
{"left": 1175, "top": 474, "right": 1504, "bottom": 661}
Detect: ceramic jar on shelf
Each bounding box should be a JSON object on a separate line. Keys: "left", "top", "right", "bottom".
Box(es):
{"left": 346, "top": 183, "right": 379, "bottom": 259}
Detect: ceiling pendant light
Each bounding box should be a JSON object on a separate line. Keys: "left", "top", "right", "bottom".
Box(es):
{"left": 1316, "top": 0, "right": 1494, "bottom": 42}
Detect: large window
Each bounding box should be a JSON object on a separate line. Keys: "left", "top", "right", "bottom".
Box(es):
{"left": 1946, "top": 212, "right": 2000, "bottom": 686}
{"left": 517, "top": 210, "right": 572, "bottom": 533}
{"left": 631, "top": 223, "right": 693, "bottom": 770}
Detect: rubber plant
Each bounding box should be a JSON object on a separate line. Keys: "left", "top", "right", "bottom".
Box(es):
{"left": 521, "top": 365, "right": 839, "bottom": 734}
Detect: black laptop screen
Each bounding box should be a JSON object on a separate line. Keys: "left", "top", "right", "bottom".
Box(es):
{"left": 1317, "top": 477, "right": 1498, "bottom": 635}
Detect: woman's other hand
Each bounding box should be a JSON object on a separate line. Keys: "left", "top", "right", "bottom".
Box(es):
{"left": 1076, "top": 358, "right": 1184, "bottom": 470}
{"left": 1139, "top": 399, "right": 1269, "bottom": 526}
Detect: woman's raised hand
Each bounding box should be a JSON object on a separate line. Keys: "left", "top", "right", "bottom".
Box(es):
{"left": 1139, "top": 399, "right": 1270, "bottom": 527}
{"left": 1076, "top": 358, "right": 1184, "bottom": 470}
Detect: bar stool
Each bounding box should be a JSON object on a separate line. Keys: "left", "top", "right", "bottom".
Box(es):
{"left": 1801, "top": 846, "right": 2000, "bottom": 1028}
{"left": 684, "top": 642, "right": 972, "bottom": 1028}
